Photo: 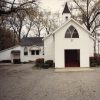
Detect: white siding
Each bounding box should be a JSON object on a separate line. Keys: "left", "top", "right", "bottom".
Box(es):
{"left": 44, "top": 19, "right": 94, "bottom": 68}
{"left": 0, "top": 45, "right": 44, "bottom": 63}
{"left": 20, "top": 46, "right": 44, "bottom": 62}
{"left": 0, "top": 46, "right": 21, "bottom": 62}
{"left": 54, "top": 21, "right": 94, "bottom": 68}
{"left": 44, "top": 35, "right": 55, "bottom": 61}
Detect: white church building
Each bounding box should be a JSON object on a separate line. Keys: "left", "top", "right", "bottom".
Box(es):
{"left": 43, "top": 2, "right": 95, "bottom": 68}
{"left": 0, "top": 2, "right": 97, "bottom": 68}
{"left": 43, "top": 18, "right": 94, "bottom": 68}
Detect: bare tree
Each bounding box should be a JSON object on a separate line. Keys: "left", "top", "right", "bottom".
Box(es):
{"left": 70, "top": 0, "right": 100, "bottom": 33}
{"left": 0, "top": 0, "right": 62, "bottom": 40}
{"left": 28, "top": 7, "right": 45, "bottom": 37}
{"left": 43, "top": 11, "right": 63, "bottom": 35}
{"left": 0, "top": 0, "right": 36, "bottom": 16}
{"left": 69, "top": 0, "right": 100, "bottom": 53}
{"left": 8, "top": 11, "right": 26, "bottom": 42}
{"left": 0, "top": 0, "right": 38, "bottom": 44}
{"left": 0, "top": 0, "right": 38, "bottom": 42}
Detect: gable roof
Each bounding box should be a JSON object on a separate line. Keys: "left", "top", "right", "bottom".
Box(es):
{"left": 62, "top": 2, "right": 70, "bottom": 14}
{"left": 0, "top": 45, "right": 20, "bottom": 53}
{"left": 0, "top": 37, "right": 44, "bottom": 52}
{"left": 43, "top": 18, "right": 95, "bottom": 41}
{"left": 20, "top": 37, "right": 44, "bottom": 46}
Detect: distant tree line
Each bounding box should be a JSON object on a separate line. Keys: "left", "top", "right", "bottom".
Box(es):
{"left": 0, "top": 27, "right": 18, "bottom": 51}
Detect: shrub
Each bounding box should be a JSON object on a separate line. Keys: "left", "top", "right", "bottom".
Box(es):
{"left": 22, "top": 62, "right": 28, "bottom": 64}
{"left": 90, "top": 55, "right": 100, "bottom": 67}
{"left": 35, "top": 58, "right": 44, "bottom": 65}
{"left": 90, "top": 62, "right": 97, "bottom": 67}
{"left": 44, "top": 60, "right": 54, "bottom": 67}
{"left": 34, "top": 58, "right": 44, "bottom": 69}
{"left": 34, "top": 59, "right": 55, "bottom": 69}
{"left": 90, "top": 57, "right": 96, "bottom": 67}
{"left": 41, "top": 63, "right": 50, "bottom": 69}
{"left": 0, "top": 60, "right": 11, "bottom": 63}
{"left": 45, "top": 60, "right": 53, "bottom": 67}
{"left": 95, "top": 56, "right": 100, "bottom": 66}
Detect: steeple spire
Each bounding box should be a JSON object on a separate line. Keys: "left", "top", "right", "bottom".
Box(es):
{"left": 62, "top": 2, "right": 70, "bottom": 14}
{"left": 62, "top": 2, "right": 71, "bottom": 21}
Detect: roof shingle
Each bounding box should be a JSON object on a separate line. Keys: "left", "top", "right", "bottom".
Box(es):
{"left": 20, "top": 37, "right": 44, "bottom": 46}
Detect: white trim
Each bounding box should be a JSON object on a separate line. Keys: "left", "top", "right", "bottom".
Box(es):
{"left": 43, "top": 18, "right": 95, "bottom": 41}
{"left": 29, "top": 45, "right": 41, "bottom": 51}
{"left": 0, "top": 45, "right": 20, "bottom": 53}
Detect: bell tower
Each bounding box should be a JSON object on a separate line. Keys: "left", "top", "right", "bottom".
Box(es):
{"left": 62, "top": 2, "right": 71, "bottom": 21}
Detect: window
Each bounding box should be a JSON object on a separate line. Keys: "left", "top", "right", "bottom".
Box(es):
{"left": 36, "top": 50, "right": 39, "bottom": 55}
{"left": 24, "top": 47, "right": 28, "bottom": 56}
{"left": 72, "top": 29, "right": 79, "bottom": 38}
{"left": 24, "top": 52, "right": 28, "bottom": 55}
{"left": 65, "top": 25, "right": 79, "bottom": 38}
{"left": 31, "top": 50, "right": 35, "bottom": 55}
{"left": 65, "top": 29, "right": 71, "bottom": 38}
{"left": 31, "top": 50, "right": 40, "bottom": 55}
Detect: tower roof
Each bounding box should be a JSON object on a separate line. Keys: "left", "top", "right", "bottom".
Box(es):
{"left": 62, "top": 2, "right": 70, "bottom": 14}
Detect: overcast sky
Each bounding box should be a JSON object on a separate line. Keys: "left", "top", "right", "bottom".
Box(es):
{"left": 40, "top": 0, "right": 68, "bottom": 12}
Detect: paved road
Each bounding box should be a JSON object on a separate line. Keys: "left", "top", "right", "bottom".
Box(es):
{"left": 0, "top": 64, "right": 100, "bottom": 100}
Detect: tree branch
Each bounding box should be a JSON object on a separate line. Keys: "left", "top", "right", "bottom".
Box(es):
{"left": 90, "top": 12, "right": 100, "bottom": 26}
{"left": 0, "top": 0, "right": 36, "bottom": 16}
{"left": 73, "top": 0, "right": 86, "bottom": 14}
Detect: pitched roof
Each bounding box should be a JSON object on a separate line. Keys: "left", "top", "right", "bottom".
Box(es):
{"left": 20, "top": 37, "right": 44, "bottom": 46}
{"left": 43, "top": 18, "right": 95, "bottom": 41}
{"left": 0, "top": 45, "right": 20, "bottom": 53}
{"left": 62, "top": 2, "right": 70, "bottom": 14}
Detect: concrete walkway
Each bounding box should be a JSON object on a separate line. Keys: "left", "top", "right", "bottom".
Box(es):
{"left": 55, "top": 67, "right": 95, "bottom": 72}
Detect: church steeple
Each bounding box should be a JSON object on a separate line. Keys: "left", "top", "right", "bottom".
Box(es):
{"left": 62, "top": 2, "right": 71, "bottom": 21}
{"left": 62, "top": 2, "right": 70, "bottom": 14}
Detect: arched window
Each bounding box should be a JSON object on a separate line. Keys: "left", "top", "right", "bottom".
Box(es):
{"left": 65, "top": 28, "right": 71, "bottom": 38}
{"left": 24, "top": 47, "right": 28, "bottom": 55}
{"left": 65, "top": 26, "right": 79, "bottom": 38}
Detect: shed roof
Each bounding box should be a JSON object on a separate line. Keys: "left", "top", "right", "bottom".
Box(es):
{"left": 20, "top": 37, "right": 44, "bottom": 46}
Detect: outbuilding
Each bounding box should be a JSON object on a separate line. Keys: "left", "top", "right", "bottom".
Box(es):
{"left": 0, "top": 37, "right": 44, "bottom": 63}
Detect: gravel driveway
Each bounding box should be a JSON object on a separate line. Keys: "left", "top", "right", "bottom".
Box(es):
{"left": 0, "top": 64, "right": 100, "bottom": 100}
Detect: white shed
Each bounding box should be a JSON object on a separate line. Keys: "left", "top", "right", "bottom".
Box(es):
{"left": 0, "top": 37, "right": 44, "bottom": 63}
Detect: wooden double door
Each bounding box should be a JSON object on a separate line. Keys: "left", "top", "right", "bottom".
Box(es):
{"left": 65, "top": 49, "right": 80, "bottom": 67}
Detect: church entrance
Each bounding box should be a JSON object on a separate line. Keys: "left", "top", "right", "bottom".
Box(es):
{"left": 65, "top": 49, "right": 80, "bottom": 67}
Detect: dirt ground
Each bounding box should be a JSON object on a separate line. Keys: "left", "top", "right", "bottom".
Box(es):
{"left": 0, "top": 64, "right": 100, "bottom": 100}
